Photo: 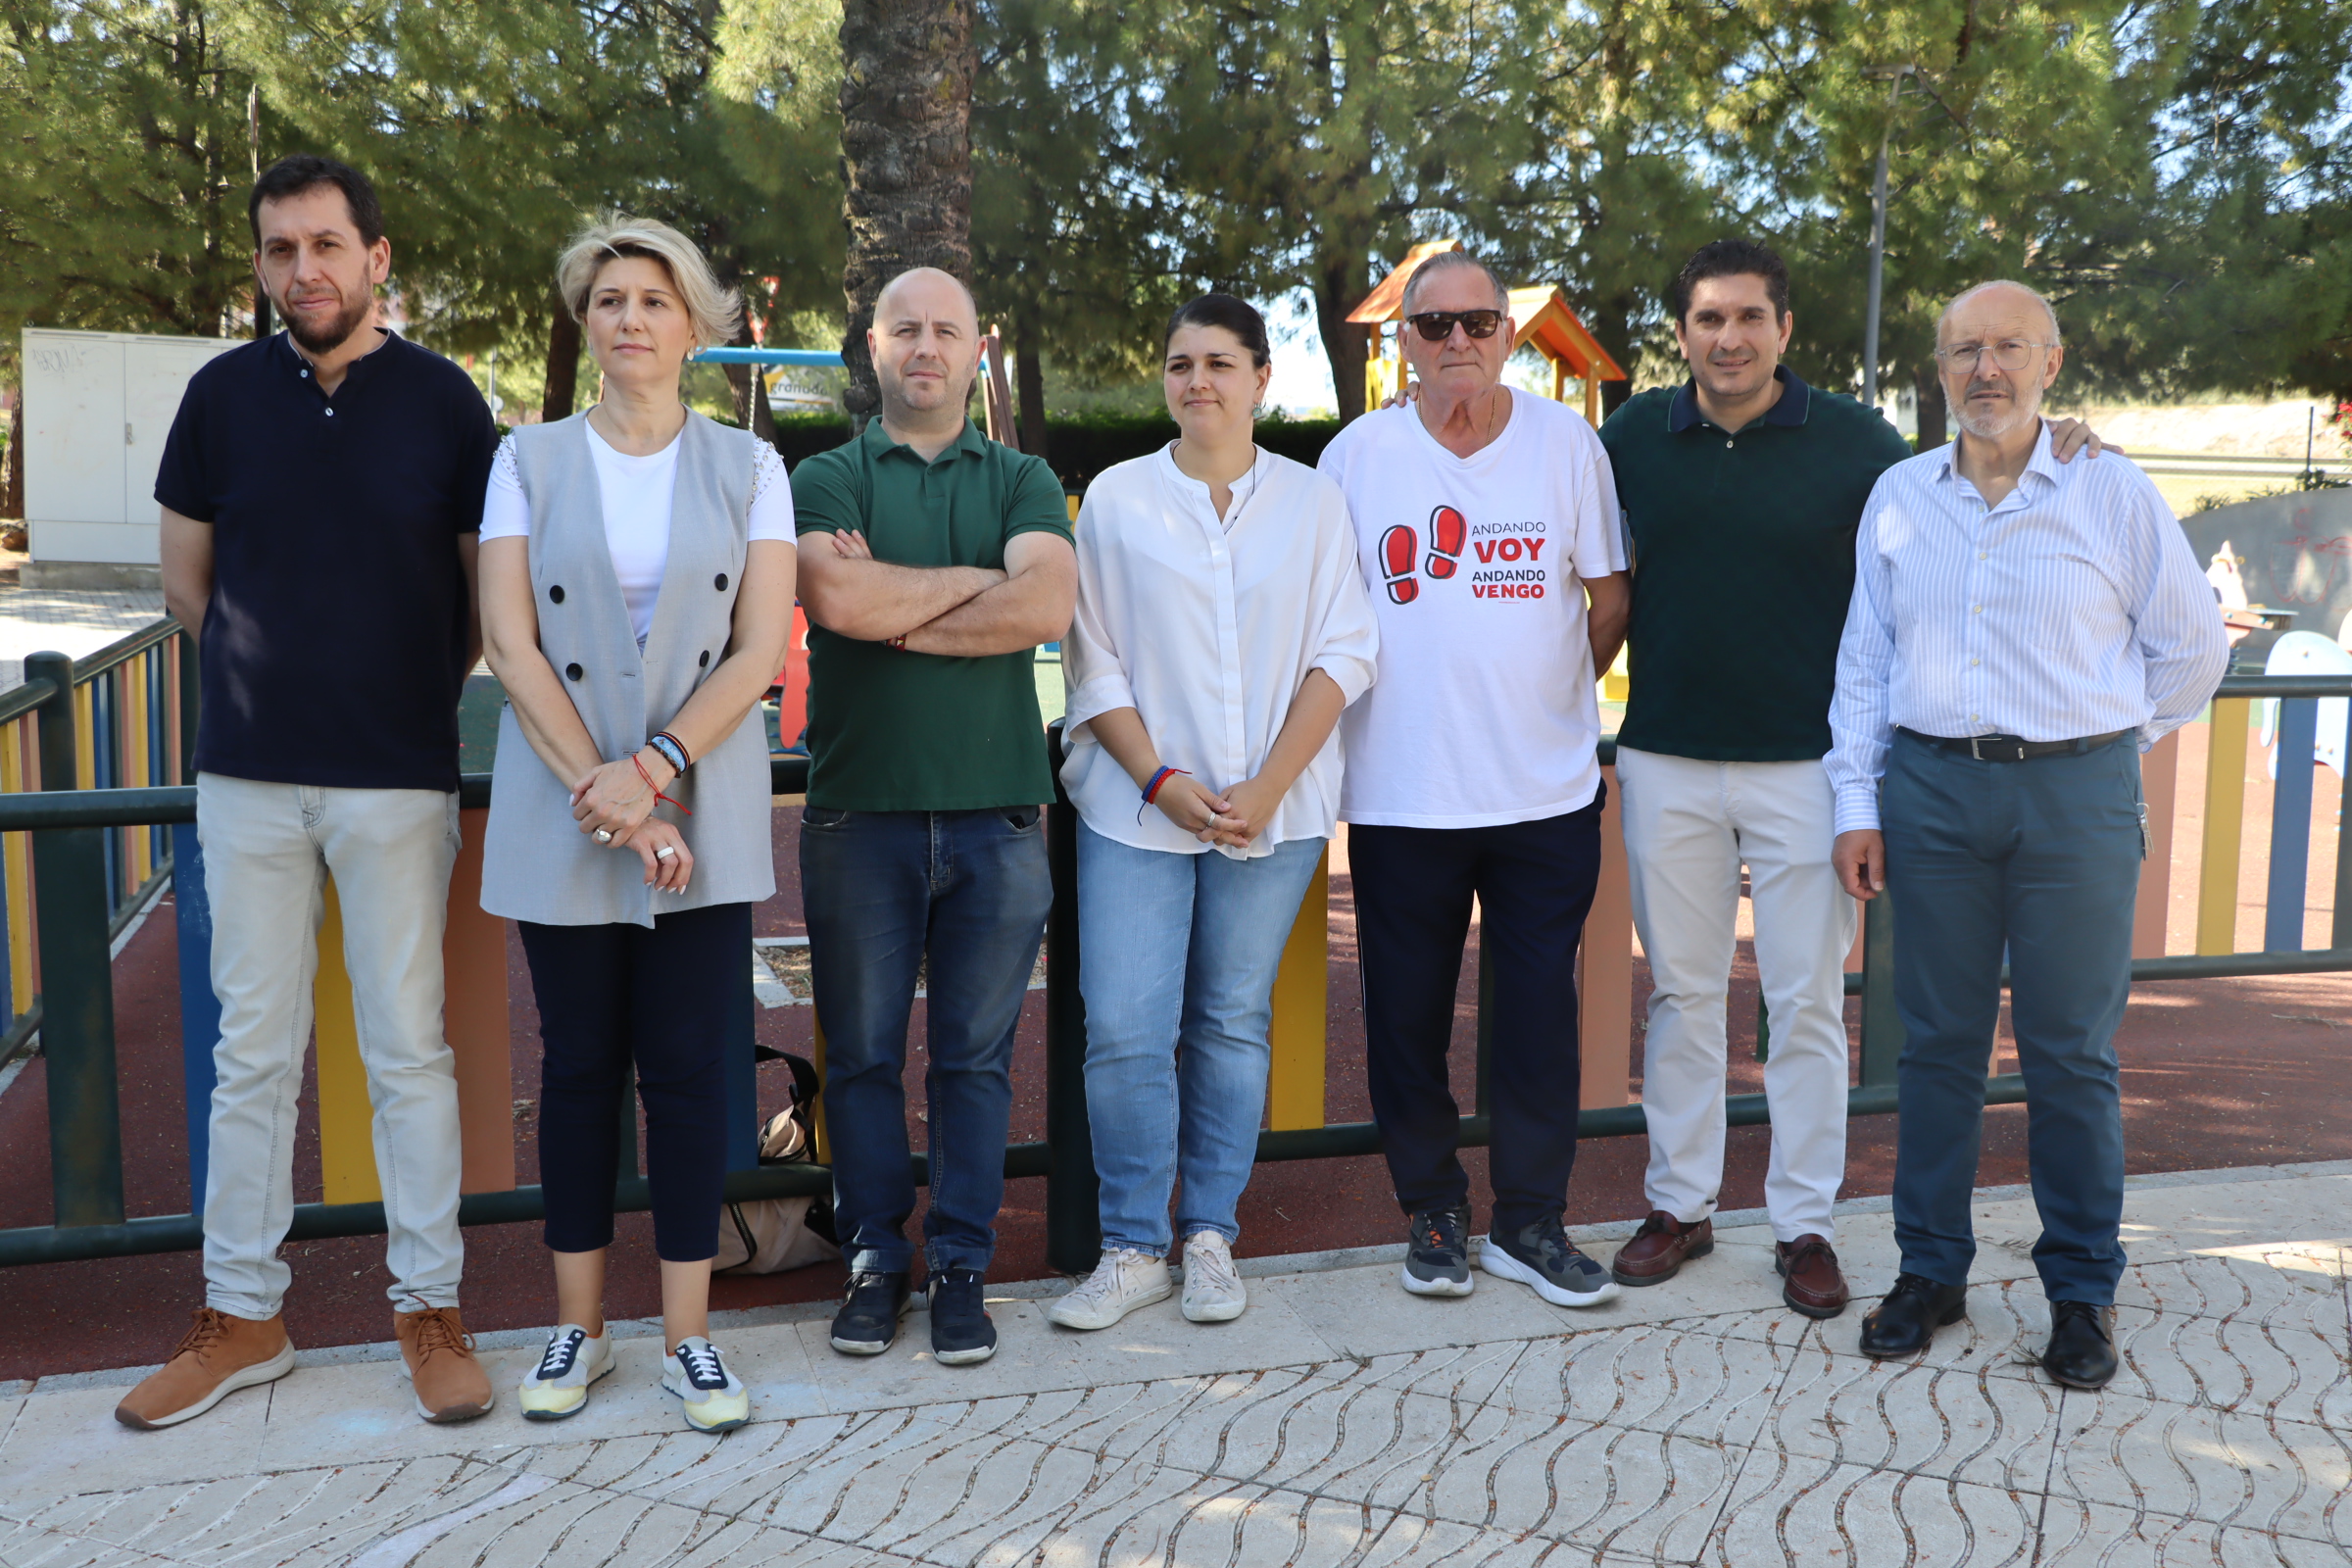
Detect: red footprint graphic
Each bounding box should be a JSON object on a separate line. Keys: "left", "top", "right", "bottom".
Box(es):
{"left": 1426, "top": 506, "right": 1466, "bottom": 579}
{"left": 1380, "top": 523, "right": 1419, "bottom": 605}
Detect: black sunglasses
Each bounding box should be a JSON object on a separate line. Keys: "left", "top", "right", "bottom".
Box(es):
{"left": 1406, "top": 309, "right": 1503, "bottom": 341}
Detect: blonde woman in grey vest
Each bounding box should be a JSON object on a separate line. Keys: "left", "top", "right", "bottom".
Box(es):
{"left": 478, "top": 216, "right": 795, "bottom": 1434}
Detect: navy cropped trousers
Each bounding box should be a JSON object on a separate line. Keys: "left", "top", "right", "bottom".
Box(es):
{"left": 1351, "top": 796, "right": 1604, "bottom": 1237}
{"left": 519, "top": 901, "right": 748, "bottom": 1263}
{"left": 1883, "top": 730, "right": 2141, "bottom": 1304}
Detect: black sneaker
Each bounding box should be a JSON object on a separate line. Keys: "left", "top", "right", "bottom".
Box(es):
{"left": 829, "top": 1270, "right": 910, "bottom": 1356}
{"left": 1481, "top": 1215, "right": 1621, "bottom": 1308}
{"left": 928, "top": 1268, "right": 998, "bottom": 1365}
{"left": 1400, "top": 1205, "right": 1474, "bottom": 1297}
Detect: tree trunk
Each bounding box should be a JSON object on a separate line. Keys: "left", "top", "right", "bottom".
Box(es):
{"left": 723, "top": 320, "right": 779, "bottom": 446}
{"left": 1013, "top": 312, "right": 1047, "bottom": 462}
{"left": 837, "top": 0, "right": 976, "bottom": 428}
{"left": 1913, "top": 360, "right": 1946, "bottom": 450}
{"left": 541, "top": 304, "right": 582, "bottom": 423}
{"left": 1316, "top": 248, "right": 1372, "bottom": 424}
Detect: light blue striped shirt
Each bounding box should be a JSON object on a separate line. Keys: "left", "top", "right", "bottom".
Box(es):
{"left": 1826, "top": 423, "right": 2229, "bottom": 834}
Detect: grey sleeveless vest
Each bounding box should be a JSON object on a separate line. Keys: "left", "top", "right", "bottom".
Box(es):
{"left": 479, "top": 411, "right": 776, "bottom": 927}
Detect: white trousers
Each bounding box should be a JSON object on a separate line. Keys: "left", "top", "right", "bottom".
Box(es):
{"left": 197, "top": 773, "right": 465, "bottom": 1319}
{"left": 1615, "top": 747, "right": 1856, "bottom": 1242}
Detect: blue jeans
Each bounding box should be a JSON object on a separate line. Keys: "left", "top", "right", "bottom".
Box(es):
{"left": 800, "top": 806, "right": 1052, "bottom": 1276}
{"left": 1883, "top": 731, "right": 2141, "bottom": 1304}
{"left": 1077, "top": 824, "right": 1325, "bottom": 1257}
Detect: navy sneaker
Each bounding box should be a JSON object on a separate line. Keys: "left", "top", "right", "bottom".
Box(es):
{"left": 1482, "top": 1215, "right": 1621, "bottom": 1307}
{"left": 928, "top": 1268, "right": 998, "bottom": 1365}
{"left": 1401, "top": 1205, "right": 1475, "bottom": 1297}
{"left": 829, "top": 1270, "right": 910, "bottom": 1356}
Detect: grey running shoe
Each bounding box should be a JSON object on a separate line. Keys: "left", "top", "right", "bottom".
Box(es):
{"left": 1400, "top": 1205, "right": 1475, "bottom": 1297}
{"left": 1482, "top": 1216, "right": 1622, "bottom": 1307}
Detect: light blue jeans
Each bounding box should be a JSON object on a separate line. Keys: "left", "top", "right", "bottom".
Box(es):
{"left": 1076, "top": 822, "right": 1325, "bottom": 1258}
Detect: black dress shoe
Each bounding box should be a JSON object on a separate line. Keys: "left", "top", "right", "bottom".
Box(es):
{"left": 2041, "top": 1300, "right": 2119, "bottom": 1390}
{"left": 1858, "top": 1273, "right": 1969, "bottom": 1358}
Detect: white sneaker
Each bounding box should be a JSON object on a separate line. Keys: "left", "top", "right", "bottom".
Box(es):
{"left": 1180, "top": 1232, "right": 1248, "bottom": 1323}
{"left": 662, "top": 1337, "right": 749, "bottom": 1433}
{"left": 1045, "top": 1248, "right": 1172, "bottom": 1330}
{"left": 517, "top": 1323, "right": 612, "bottom": 1421}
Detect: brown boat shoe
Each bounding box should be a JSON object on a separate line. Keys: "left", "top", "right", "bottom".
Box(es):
{"left": 1609, "top": 1210, "right": 1714, "bottom": 1286}
{"left": 1775, "top": 1235, "right": 1851, "bottom": 1319}
{"left": 115, "top": 1307, "right": 296, "bottom": 1429}
{"left": 396, "top": 1305, "right": 495, "bottom": 1424}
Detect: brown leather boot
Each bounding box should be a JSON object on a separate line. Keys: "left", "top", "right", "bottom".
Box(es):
{"left": 396, "top": 1306, "right": 495, "bottom": 1423}
{"left": 1610, "top": 1210, "right": 1714, "bottom": 1286}
{"left": 115, "top": 1307, "right": 296, "bottom": 1429}
{"left": 1775, "top": 1235, "right": 1850, "bottom": 1319}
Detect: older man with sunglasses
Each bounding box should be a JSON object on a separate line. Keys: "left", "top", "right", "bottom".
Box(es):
{"left": 1828, "top": 281, "right": 2226, "bottom": 1389}
{"left": 1319, "top": 250, "right": 1630, "bottom": 1308}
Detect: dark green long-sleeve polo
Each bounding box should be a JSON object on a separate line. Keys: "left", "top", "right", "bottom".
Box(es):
{"left": 1599, "top": 367, "right": 1914, "bottom": 760}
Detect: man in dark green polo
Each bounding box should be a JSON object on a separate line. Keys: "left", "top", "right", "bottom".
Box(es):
{"left": 790, "top": 266, "right": 1075, "bottom": 1367}
{"left": 1597, "top": 239, "right": 2103, "bottom": 1318}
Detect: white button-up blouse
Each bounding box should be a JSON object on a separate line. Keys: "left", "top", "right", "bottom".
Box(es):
{"left": 1060, "top": 444, "right": 1381, "bottom": 858}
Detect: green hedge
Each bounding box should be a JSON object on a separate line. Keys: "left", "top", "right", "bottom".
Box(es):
{"left": 772, "top": 412, "right": 1345, "bottom": 495}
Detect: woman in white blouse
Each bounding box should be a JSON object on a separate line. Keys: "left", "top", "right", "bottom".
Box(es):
{"left": 477, "top": 217, "right": 794, "bottom": 1433}
{"left": 1048, "top": 294, "right": 1379, "bottom": 1331}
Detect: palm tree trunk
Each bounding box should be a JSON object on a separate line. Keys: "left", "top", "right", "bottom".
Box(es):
{"left": 838, "top": 0, "right": 976, "bottom": 426}
{"left": 541, "top": 303, "right": 582, "bottom": 423}
{"left": 1013, "top": 311, "right": 1047, "bottom": 460}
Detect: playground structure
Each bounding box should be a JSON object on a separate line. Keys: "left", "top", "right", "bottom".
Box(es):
{"left": 1346, "top": 240, "right": 1629, "bottom": 423}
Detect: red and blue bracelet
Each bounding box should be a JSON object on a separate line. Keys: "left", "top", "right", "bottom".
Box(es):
{"left": 1142, "top": 765, "right": 1189, "bottom": 806}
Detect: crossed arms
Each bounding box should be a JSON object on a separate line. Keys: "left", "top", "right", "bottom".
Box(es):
{"left": 796, "top": 525, "right": 1076, "bottom": 656}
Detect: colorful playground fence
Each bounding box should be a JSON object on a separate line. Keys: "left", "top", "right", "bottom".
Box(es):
{"left": 0, "top": 625, "right": 2347, "bottom": 1276}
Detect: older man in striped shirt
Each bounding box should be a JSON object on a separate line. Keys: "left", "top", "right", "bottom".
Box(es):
{"left": 1826, "top": 280, "right": 2228, "bottom": 1391}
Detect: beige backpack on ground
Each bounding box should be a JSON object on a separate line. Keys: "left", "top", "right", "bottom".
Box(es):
{"left": 712, "top": 1054, "right": 841, "bottom": 1275}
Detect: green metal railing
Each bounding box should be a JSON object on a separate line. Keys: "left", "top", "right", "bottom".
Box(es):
{"left": 3, "top": 673, "right": 2349, "bottom": 1274}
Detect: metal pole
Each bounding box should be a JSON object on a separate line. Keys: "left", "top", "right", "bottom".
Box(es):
{"left": 1043, "top": 722, "right": 1100, "bottom": 1275}
{"left": 26, "top": 650, "right": 125, "bottom": 1228}
{"left": 1862, "top": 67, "right": 1910, "bottom": 409}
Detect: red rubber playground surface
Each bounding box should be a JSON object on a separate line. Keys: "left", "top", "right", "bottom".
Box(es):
{"left": 5, "top": 728, "right": 2351, "bottom": 1383}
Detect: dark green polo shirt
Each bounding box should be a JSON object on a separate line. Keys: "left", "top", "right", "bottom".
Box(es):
{"left": 791, "top": 417, "right": 1072, "bottom": 809}
{"left": 1600, "top": 367, "right": 1914, "bottom": 761}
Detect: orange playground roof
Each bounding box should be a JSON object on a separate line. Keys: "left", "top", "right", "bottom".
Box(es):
{"left": 1346, "top": 244, "right": 1626, "bottom": 383}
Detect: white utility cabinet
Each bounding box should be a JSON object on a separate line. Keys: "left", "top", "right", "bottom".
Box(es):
{"left": 22, "top": 326, "right": 243, "bottom": 580}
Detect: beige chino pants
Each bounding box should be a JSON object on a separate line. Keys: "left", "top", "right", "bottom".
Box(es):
{"left": 1615, "top": 746, "right": 1856, "bottom": 1243}
{"left": 196, "top": 773, "right": 465, "bottom": 1320}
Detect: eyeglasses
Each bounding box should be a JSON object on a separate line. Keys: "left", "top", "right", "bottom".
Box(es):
{"left": 1406, "top": 310, "right": 1503, "bottom": 342}
{"left": 1935, "top": 339, "right": 2055, "bottom": 372}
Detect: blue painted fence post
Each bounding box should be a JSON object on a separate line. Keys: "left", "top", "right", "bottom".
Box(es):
{"left": 2265, "top": 697, "right": 2319, "bottom": 953}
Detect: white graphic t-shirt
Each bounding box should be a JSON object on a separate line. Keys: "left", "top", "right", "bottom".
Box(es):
{"left": 1318, "top": 390, "right": 1626, "bottom": 827}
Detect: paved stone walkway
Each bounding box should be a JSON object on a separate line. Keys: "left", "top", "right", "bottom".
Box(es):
{"left": 0, "top": 578, "right": 167, "bottom": 692}
{"left": 2, "top": 1161, "right": 2346, "bottom": 1566}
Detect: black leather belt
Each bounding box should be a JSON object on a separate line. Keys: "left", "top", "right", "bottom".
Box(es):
{"left": 1897, "top": 726, "right": 2131, "bottom": 762}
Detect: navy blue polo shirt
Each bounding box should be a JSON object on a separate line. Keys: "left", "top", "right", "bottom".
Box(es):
{"left": 155, "top": 330, "right": 494, "bottom": 792}
{"left": 1600, "top": 366, "right": 1915, "bottom": 761}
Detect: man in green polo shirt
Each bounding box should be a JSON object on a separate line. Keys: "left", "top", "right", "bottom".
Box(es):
{"left": 791, "top": 266, "right": 1075, "bottom": 1367}
{"left": 1598, "top": 239, "right": 2105, "bottom": 1317}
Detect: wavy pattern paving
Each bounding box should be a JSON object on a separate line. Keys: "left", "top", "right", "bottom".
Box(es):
{"left": 3, "top": 1179, "right": 2346, "bottom": 1567}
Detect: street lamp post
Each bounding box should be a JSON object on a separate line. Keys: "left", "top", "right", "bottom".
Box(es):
{"left": 1861, "top": 64, "right": 1916, "bottom": 411}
